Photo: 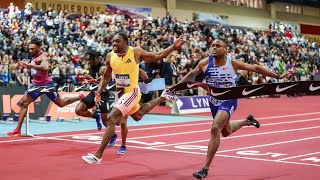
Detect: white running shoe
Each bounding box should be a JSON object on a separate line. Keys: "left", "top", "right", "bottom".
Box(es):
{"left": 161, "top": 90, "right": 177, "bottom": 100}
{"left": 81, "top": 153, "right": 102, "bottom": 165}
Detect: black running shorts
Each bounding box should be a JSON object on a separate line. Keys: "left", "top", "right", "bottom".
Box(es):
{"left": 81, "top": 91, "right": 110, "bottom": 113}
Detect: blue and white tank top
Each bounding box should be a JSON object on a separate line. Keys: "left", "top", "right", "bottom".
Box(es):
{"left": 205, "top": 55, "right": 237, "bottom": 106}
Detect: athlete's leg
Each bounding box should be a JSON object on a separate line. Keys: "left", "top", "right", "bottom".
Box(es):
{"left": 95, "top": 107, "right": 123, "bottom": 158}
{"left": 116, "top": 115, "right": 129, "bottom": 154}
{"left": 205, "top": 110, "right": 229, "bottom": 169}
{"left": 75, "top": 101, "right": 93, "bottom": 117}
{"left": 204, "top": 100, "right": 238, "bottom": 170}
{"left": 101, "top": 113, "right": 108, "bottom": 125}
{"left": 221, "top": 119, "right": 250, "bottom": 137}
{"left": 102, "top": 113, "right": 118, "bottom": 147}
{"left": 75, "top": 91, "right": 102, "bottom": 130}
{"left": 130, "top": 96, "right": 166, "bottom": 121}
{"left": 15, "top": 94, "right": 36, "bottom": 131}
{"left": 130, "top": 90, "right": 175, "bottom": 121}
{"left": 221, "top": 115, "right": 260, "bottom": 137}
{"left": 7, "top": 92, "right": 40, "bottom": 136}
{"left": 75, "top": 92, "right": 98, "bottom": 118}
{"left": 193, "top": 101, "right": 233, "bottom": 179}
{"left": 120, "top": 115, "right": 129, "bottom": 147}
{"left": 54, "top": 96, "right": 82, "bottom": 107}
{"left": 87, "top": 88, "right": 135, "bottom": 159}
{"left": 51, "top": 92, "right": 83, "bottom": 107}
{"left": 83, "top": 88, "right": 152, "bottom": 163}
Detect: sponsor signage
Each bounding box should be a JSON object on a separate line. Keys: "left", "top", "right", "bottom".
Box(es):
{"left": 28, "top": 0, "right": 104, "bottom": 14}
{"left": 0, "top": 86, "right": 48, "bottom": 119}
{"left": 138, "top": 78, "right": 165, "bottom": 94}
{"left": 171, "top": 96, "right": 211, "bottom": 114}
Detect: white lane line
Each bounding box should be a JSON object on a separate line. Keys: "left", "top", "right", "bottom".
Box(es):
{"left": 1, "top": 113, "right": 320, "bottom": 143}
{"left": 276, "top": 152, "right": 320, "bottom": 161}
{"left": 152, "top": 125, "right": 320, "bottom": 148}
{"left": 43, "top": 111, "right": 320, "bottom": 138}
{"left": 218, "top": 136, "right": 320, "bottom": 153}
{"left": 0, "top": 137, "right": 45, "bottom": 144}
{"left": 41, "top": 136, "right": 320, "bottom": 167}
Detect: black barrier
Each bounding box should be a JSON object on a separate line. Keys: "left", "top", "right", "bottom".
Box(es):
{"left": 0, "top": 82, "right": 118, "bottom": 120}
{"left": 27, "top": 80, "right": 154, "bottom": 93}
{"left": 170, "top": 81, "right": 320, "bottom": 100}
{"left": 0, "top": 86, "right": 50, "bottom": 119}
{"left": 27, "top": 82, "right": 116, "bottom": 93}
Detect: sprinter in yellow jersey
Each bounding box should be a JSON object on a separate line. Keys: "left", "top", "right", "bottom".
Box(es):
{"left": 82, "top": 32, "right": 183, "bottom": 164}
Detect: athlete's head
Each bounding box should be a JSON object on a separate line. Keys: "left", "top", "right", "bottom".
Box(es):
{"left": 29, "top": 37, "right": 42, "bottom": 57}
{"left": 112, "top": 32, "right": 128, "bottom": 54}
{"left": 84, "top": 49, "right": 101, "bottom": 67}
{"left": 212, "top": 39, "right": 228, "bottom": 58}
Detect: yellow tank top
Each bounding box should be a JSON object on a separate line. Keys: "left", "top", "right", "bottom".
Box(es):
{"left": 110, "top": 46, "right": 139, "bottom": 93}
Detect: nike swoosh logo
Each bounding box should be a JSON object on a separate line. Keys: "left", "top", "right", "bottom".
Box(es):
{"left": 89, "top": 84, "right": 99, "bottom": 91}
{"left": 275, "top": 84, "right": 298, "bottom": 93}
{"left": 210, "top": 89, "right": 231, "bottom": 96}
{"left": 242, "top": 86, "right": 264, "bottom": 96}
{"left": 40, "top": 87, "right": 55, "bottom": 92}
{"left": 309, "top": 83, "right": 320, "bottom": 91}
{"left": 74, "top": 85, "right": 85, "bottom": 92}
{"left": 106, "top": 83, "right": 116, "bottom": 90}
{"left": 58, "top": 84, "right": 69, "bottom": 91}
{"left": 186, "top": 82, "right": 202, "bottom": 89}
{"left": 28, "top": 87, "right": 39, "bottom": 92}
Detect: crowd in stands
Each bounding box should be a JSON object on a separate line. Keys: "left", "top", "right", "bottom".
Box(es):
{"left": 0, "top": 2, "right": 319, "bottom": 95}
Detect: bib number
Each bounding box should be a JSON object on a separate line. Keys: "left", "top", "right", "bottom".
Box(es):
{"left": 31, "top": 61, "right": 37, "bottom": 76}
{"left": 116, "top": 74, "right": 130, "bottom": 87}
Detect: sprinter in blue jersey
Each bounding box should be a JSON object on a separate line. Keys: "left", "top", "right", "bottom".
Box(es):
{"left": 178, "top": 39, "right": 291, "bottom": 179}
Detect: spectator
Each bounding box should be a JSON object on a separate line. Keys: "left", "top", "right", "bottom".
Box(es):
{"left": 1, "top": 66, "right": 12, "bottom": 86}
{"left": 0, "top": 3, "right": 318, "bottom": 100}
{"left": 24, "top": 2, "right": 33, "bottom": 22}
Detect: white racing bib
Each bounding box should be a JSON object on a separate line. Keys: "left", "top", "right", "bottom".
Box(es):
{"left": 31, "top": 61, "right": 37, "bottom": 76}
{"left": 116, "top": 74, "right": 130, "bottom": 87}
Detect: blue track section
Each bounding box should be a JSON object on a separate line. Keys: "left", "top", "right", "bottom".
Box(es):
{"left": 0, "top": 114, "right": 209, "bottom": 137}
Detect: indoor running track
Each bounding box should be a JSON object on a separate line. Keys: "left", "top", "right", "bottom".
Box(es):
{"left": 1, "top": 111, "right": 320, "bottom": 180}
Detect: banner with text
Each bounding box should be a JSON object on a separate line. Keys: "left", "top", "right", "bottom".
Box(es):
{"left": 171, "top": 96, "right": 211, "bottom": 114}
{"left": 105, "top": 4, "right": 152, "bottom": 19}
{"left": 0, "top": 86, "right": 49, "bottom": 120}
{"left": 193, "top": 12, "right": 228, "bottom": 25}
{"left": 28, "top": 0, "right": 105, "bottom": 14}
{"left": 45, "top": 91, "right": 117, "bottom": 120}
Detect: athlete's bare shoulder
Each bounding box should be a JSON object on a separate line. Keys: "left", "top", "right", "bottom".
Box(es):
{"left": 105, "top": 52, "right": 111, "bottom": 63}
{"left": 198, "top": 57, "right": 209, "bottom": 71}
{"left": 39, "top": 52, "right": 49, "bottom": 62}
{"left": 132, "top": 46, "right": 144, "bottom": 63}
{"left": 133, "top": 46, "right": 143, "bottom": 56}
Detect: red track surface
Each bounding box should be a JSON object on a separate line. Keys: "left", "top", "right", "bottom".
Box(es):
{"left": 1, "top": 96, "right": 320, "bottom": 180}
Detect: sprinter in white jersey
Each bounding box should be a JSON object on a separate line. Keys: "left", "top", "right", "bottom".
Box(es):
{"left": 178, "top": 39, "right": 291, "bottom": 179}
